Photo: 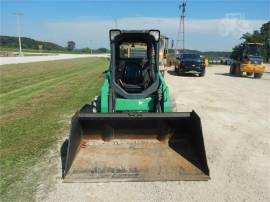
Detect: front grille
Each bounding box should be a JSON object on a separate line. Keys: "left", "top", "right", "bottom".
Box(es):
{"left": 250, "top": 60, "right": 262, "bottom": 65}
{"left": 183, "top": 61, "right": 199, "bottom": 66}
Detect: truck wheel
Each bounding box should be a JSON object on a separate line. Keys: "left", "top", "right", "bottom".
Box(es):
{"left": 199, "top": 71, "right": 205, "bottom": 77}
{"left": 254, "top": 73, "right": 263, "bottom": 79}
{"left": 229, "top": 64, "right": 234, "bottom": 75}
{"left": 177, "top": 67, "right": 182, "bottom": 75}
{"left": 246, "top": 72, "right": 253, "bottom": 76}
{"left": 235, "top": 65, "right": 243, "bottom": 77}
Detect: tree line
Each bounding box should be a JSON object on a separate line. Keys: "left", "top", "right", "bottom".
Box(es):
{"left": 0, "top": 36, "right": 65, "bottom": 51}
{"left": 231, "top": 21, "right": 270, "bottom": 62}
{"left": 0, "top": 36, "right": 109, "bottom": 53}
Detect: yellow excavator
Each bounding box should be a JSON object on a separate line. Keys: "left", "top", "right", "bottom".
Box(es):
{"left": 230, "top": 43, "right": 266, "bottom": 78}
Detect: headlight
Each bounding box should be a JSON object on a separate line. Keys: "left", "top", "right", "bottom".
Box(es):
{"left": 149, "top": 30, "right": 160, "bottom": 41}
{"left": 110, "top": 29, "right": 121, "bottom": 41}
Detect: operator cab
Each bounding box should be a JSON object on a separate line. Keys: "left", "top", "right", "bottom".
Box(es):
{"left": 242, "top": 43, "right": 264, "bottom": 64}
{"left": 110, "top": 30, "right": 160, "bottom": 98}
{"left": 118, "top": 41, "right": 152, "bottom": 93}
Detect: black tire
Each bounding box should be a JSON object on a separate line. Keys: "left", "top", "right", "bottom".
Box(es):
{"left": 229, "top": 64, "right": 234, "bottom": 75}
{"left": 246, "top": 72, "right": 253, "bottom": 76}
{"left": 199, "top": 69, "right": 205, "bottom": 77}
{"left": 235, "top": 64, "right": 243, "bottom": 77}
{"left": 254, "top": 73, "right": 263, "bottom": 79}
{"left": 178, "top": 69, "right": 183, "bottom": 76}
{"left": 80, "top": 96, "right": 101, "bottom": 113}
{"left": 177, "top": 66, "right": 181, "bottom": 75}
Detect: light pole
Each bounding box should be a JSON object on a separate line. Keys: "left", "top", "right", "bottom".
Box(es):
{"left": 14, "top": 12, "right": 24, "bottom": 56}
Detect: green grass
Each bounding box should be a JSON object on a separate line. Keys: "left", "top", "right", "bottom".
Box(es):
{"left": 0, "top": 58, "right": 108, "bottom": 201}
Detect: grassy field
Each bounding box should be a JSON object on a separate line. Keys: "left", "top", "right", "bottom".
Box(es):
{"left": 0, "top": 58, "right": 108, "bottom": 201}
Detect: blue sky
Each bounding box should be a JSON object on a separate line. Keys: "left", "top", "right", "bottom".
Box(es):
{"left": 1, "top": 0, "right": 269, "bottom": 51}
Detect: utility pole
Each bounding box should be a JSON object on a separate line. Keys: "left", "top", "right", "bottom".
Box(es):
{"left": 14, "top": 12, "right": 24, "bottom": 56}
{"left": 176, "top": 0, "right": 186, "bottom": 54}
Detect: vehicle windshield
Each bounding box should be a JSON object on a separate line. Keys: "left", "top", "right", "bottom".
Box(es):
{"left": 119, "top": 42, "right": 147, "bottom": 58}
{"left": 182, "top": 54, "right": 200, "bottom": 59}
{"left": 246, "top": 44, "right": 264, "bottom": 56}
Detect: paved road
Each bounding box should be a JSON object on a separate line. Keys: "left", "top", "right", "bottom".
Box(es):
{"left": 0, "top": 53, "right": 110, "bottom": 65}
{"left": 38, "top": 65, "right": 270, "bottom": 202}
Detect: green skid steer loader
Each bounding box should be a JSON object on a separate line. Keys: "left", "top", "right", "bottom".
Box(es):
{"left": 63, "top": 30, "right": 210, "bottom": 182}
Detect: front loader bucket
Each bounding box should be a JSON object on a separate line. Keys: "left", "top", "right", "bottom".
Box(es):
{"left": 63, "top": 111, "right": 210, "bottom": 182}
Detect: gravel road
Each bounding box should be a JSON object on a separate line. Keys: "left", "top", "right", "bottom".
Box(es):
{"left": 38, "top": 65, "right": 270, "bottom": 202}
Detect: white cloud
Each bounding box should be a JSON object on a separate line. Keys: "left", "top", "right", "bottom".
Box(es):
{"left": 13, "top": 17, "right": 268, "bottom": 51}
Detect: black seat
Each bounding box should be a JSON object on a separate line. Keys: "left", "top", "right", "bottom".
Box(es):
{"left": 122, "top": 62, "right": 143, "bottom": 85}
{"left": 121, "top": 83, "right": 143, "bottom": 93}
{"left": 121, "top": 62, "right": 144, "bottom": 93}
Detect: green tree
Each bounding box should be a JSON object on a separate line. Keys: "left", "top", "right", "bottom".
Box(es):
{"left": 241, "top": 30, "right": 264, "bottom": 43}
{"left": 0, "top": 36, "right": 65, "bottom": 51}
{"left": 231, "top": 21, "right": 270, "bottom": 62}
{"left": 260, "top": 22, "right": 270, "bottom": 61}
{"left": 97, "top": 48, "right": 109, "bottom": 53}
{"left": 260, "top": 21, "right": 270, "bottom": 41}
{"left": 67, "top": 41, "right": 76, "bottom": 51}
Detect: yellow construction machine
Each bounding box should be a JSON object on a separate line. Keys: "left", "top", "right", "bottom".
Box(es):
{"left": 230, "top": 43, "right": 266, "bottom": 78}
{"left": 159, "top": 35, "right": 169, "bottom": 75}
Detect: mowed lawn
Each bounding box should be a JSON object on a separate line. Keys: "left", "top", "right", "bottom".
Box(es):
{"left": 0, "top": 58, "right": 108, "bottom": 201}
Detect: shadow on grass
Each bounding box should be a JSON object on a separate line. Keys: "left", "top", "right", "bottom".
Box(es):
{"left": 60, "top": 139, "right": 69, "bottom": 178}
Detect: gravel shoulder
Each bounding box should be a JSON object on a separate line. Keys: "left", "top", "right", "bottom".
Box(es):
{"left": 38, "top": 65, "right": 270, "bottom": 202}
